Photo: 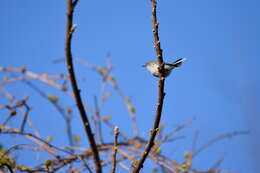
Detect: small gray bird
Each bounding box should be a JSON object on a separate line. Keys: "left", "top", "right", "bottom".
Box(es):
{"left": 143, "top": 58, "right": 186, "bottom": 77}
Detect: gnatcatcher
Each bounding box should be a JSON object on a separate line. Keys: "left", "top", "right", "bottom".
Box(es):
{"left": 143, "top": 58, "right": 186, "bottom": 77}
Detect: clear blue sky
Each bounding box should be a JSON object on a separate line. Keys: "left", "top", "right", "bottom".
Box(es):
{"left": 1, "top": 1, "right": 260, "bottom": 172}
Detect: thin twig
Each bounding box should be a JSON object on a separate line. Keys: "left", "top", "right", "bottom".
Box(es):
{"left": 210, "top": 153, "right": 227, "bottom": 171}
{"left": 0, "top": 126, "right": 71, "bottom": 156}
{"left": 133, "top": 0, "right": 166, "bottom": 172}
{"left": 0, "top": 86, "right": 16, "bottom": 103}
{"left": 52, "top": 57, "right": 140, "bottom": 137}
{"left": 191, "top": 129, "right": 200, "bottom": 156}
{"left": 65, "top": 0, "right": 102, "bottom": 172}
{"left": 94, "top": 95, "right": 104, "bottom": 144}
{"left": 20, "top": 103, "right": 30, "bottom": 132}
{"left": 23, "top": 80, "right": 75, "bottom": 150}
{"left": 193, "top": 130, "right": 250, "bottom": 158}
{"left": 75, "top": 57, "right": 139, "bottom": 137}
{"left": 0, "top": 144, "right": 36, "bottom": 158}
{"left": 120, "top": 146, "right": 175, "bottom": 173}
{"left": 0, "top": 67, "right": 66, "bottom": 91}
{"left": 76, "top": 155, "right": 93, "bottom": 173}
{"left": 159, "top": 118, "right": 196, "bottom": 144}
{"left": 0, "top": 86, "right": 41, "bottom": 137}
{"left": 110, "top": 126, "right": 119, "bottom": 173}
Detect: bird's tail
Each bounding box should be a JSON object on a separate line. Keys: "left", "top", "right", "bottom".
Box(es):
{"left": 171, "top": 58, "right": 186, "bottom": 67}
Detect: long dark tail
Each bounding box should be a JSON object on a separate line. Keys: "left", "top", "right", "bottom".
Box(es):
{"left": 172, "top": 58, "right": 186, "bottom": 67}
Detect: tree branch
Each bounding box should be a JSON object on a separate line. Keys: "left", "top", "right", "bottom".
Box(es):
{"left": 133, "top": 0, "right": 166, "bottom": 172}
{"left": 65, "top": 0, "right": 102, "bottom": 172}
{"left": 110, "top": 126, "right": 119, "bottom": 173}
{"left": 192, "top": 130, "right": 250, "bottom": 158}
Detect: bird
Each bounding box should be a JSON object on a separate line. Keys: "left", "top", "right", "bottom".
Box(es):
{"left": 143, "top": 58, "right": 186, "bottom": 77}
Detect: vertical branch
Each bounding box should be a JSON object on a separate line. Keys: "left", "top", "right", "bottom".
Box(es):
{"left": 110, "top": 126, "right": 119, "bottom": 173}
{"left": 94, "top": 95, "right": 104, "bottom": 144}
{"left": 65, "top": 109, "right": 75, "bottom": 150}
{"left": 133, "top": 0, "right": 166, "bottom": 172}
{"left": 65, "top": 0, "right": 102, "bottom": 172}
{"left": 20, "top": 103, "right": 30, "bottom": 132}
{"left": 152, "top": 0, "right": 163, "bottom": 64}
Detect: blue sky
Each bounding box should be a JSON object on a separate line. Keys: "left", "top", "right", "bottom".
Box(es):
{"left": 1, "top": 1, "right": 260, "bottom": 172}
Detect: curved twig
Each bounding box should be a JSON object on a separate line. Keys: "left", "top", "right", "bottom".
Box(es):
{"left": 65, "top": 0, "right": 102, "bottom": 172}
{"left": 193, "top": 130, "right": 250, "bottom": 158}
{"left": 0, "top": 67, "right": 66, "bottom": 91}
{"left": 0, "top": 126, "right": 71, "bottom": 156}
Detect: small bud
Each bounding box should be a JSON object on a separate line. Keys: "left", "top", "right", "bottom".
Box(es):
{"left": 45, "top": 160, "right": 52, "bottom": 168}
{"left": 47, "top": 94, "right": 59, "bottom": 103}
{"left": 127, "top": 104, "right": 135, "bottom": 115}
{"left": 66, "top": 107, "right": 72, "bottom": 114}
{"left": 21, "top": 166, "right": 31, "bottom": 171}
{"left": 153, "top": 147, "right": 161, "bottom": 155}
{"left": 5, "top": 104, "right": 12, "bottom": 109}
{"left": 134, "top": 142, "right": 142, "bottom": 148}
{"left": 10, "top": 109, "right": 16, "bottom": 116}
{"left": 102, "top": 115, "right": 112, "bottom": 121}
{"left": 184, "top": 152, "right": 192, "bottom": 160}
{"left": 114, "top": 126, "right": 119, "bottom": 135}
{"left": 62, "top": 86, "right": 67, "bottom": 92}
{"left": 73, "top": 136, "right": 81, "bottom": 145}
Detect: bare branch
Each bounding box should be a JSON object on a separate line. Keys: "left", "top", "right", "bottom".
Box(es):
{"left": 193, "top": 130, "right": 250, "bottom": 158}
{"left": 75, "top": 57, "right": 139, "bottom": 137}
{"left": 110, "top": 126, "right": 119, "bottom": 173}
{"left": 133, "top": 0, "right": 166, "bottom": 172}
{"left": 94, "top": 95, "right": 104, "bottom": 144}
{"left": 159, "top": 117, "right": 196, "bottom": 144}
{"left": 0, "top": 126, "right": 70, "bottom": 156}
{"left": 0, "top": 67, "right": 67, "bottom": 91}
{"left": 65, "top": 0, "right": 102, "bottom": 172}
{"left": 20, "top": 102, "right": 30, "bottom": 132}
{"left": 23, "top": 80, "right": 75, "bottom": 150}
